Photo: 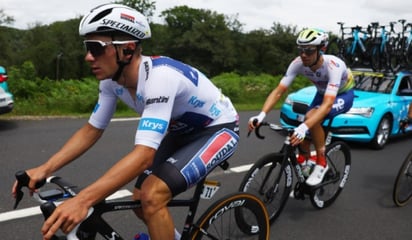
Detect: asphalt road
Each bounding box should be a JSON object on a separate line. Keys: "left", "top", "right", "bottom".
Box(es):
{"left": 1, "top": 111, "right": 411, "bottom": 239}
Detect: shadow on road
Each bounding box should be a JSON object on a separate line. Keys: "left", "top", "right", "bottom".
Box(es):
{"left": 0, "top": 119, "right": 19, "bottom": 131}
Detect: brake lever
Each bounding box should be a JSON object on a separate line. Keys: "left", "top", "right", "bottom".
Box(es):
{"left": 14, "top": 170, "right": 46, "bottom": 209}
{"left": 247, "top": 119, "right": 261, "bottom": 138}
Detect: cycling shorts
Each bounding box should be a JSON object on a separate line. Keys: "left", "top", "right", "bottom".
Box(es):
{"left": 308, "top": 89, "right": 354, "bottom": 119}
{"left": 135, "top": 122, "right": 239, "bottom": 196}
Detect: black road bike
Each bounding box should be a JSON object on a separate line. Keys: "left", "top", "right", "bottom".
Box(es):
{"left": 14, "top": 162, "right": 270, "bottom": 240}
{"left": 239, "top": 121, "right": 351, "bottom": 224}
{"left": 393, "top": 150, "right": 412, "bottom": 207}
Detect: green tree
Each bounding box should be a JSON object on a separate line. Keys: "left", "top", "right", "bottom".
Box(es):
{"left": 0, "top": 9, "right": 14, "bottom": 26}
{"left": 114, "top": 0, "right": 156, "bottom": 19}
{"left": 161, "top": 6, "right": 237, "bottom": 76}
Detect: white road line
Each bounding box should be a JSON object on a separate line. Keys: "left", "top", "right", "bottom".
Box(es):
{"left": 230, "top": 164, "right": 253, "bottom": 173}
{"left": 110, "top": 117, "right": 140, "bottom": 122}
{"left": 0, "top": 164, "right": 252, "bottom": 223}
{"left": 0, "top": 190, "right": 133, "bottom": 223}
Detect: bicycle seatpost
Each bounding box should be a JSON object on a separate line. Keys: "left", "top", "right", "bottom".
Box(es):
{"left": 14, "top": 170, "right": 46, "bottom": 209}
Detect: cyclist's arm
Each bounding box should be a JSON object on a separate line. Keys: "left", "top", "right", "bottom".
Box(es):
{"left": 13, "top": 123, "right": 104, "bottom": 194}
{"left": 43, "top": 123, "right": 104, "bottom": 173}
{"left": 253, "top": 59, "right": 300, "bottom": 121}
{"left": 41, "top": 144, "right": 156, "bottom": 239}
{"left": 261, "top": 84, "right": 288, "bottom": 114}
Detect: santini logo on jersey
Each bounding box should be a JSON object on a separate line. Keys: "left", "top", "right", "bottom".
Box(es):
{"left": 146, "top": 96, "right": 169, "bottom": 105}
{"left": 138, "top": 118, "right": 168, "bottom": 134}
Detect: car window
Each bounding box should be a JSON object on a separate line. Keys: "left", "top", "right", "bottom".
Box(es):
{"left": 353, "top": 72, "right": 394, "bottom": 93}
{"left": 397, "top": 77, "right": 412, "bottom": 95}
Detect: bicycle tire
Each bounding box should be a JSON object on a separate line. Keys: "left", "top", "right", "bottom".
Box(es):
{"left": 405, "top": 41, "right": 412, "bottom": 69}
{"left": 309, "top": 141, "right": 351, "bottom": 209}
{"left": 190, "top": 192, "right": 270, "bottom": 240}
{"left": 370, "top": 43, "right": 380, "bottom": 71}
{"left": 238, "top": 153, "right": 292, "bottom": 224}
{"left": 392, "top": 151, "right": 412, "bottom": 207}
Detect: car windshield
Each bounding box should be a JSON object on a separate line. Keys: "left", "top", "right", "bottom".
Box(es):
{"left": 353, "top": 71, "right": 394, "bottom": 93}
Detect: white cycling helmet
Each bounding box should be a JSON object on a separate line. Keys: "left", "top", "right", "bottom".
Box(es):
{"left": 79, "top": 3, "right": 151, "bottom": 40}
{"left": 296, "top": 28, "right": 328, "bottom": 48}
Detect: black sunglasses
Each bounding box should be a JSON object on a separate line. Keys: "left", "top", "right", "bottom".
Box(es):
{"left": 83, "top": 40, "right": 139, "bottom": 57}
{"left": 297, "top": 46, "right": 317, "bottom": 55}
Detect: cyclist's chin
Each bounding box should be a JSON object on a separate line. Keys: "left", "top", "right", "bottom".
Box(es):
{"left": 301, "top": 59, "right": 314, "bottom": 67}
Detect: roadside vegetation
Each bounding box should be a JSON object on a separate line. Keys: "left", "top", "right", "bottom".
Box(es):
{"left": 3, "top": 61, "right": 311, "bottom": 117}
{"left": 0, "top": 0, "right": 315, "bottom": 118}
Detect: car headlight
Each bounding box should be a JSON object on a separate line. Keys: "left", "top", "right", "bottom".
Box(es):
{"left": 346, "top": 107, "right": 374, "bottom": 118}
{"left": 284, "top": 96, "right": 293, "bottom": 105}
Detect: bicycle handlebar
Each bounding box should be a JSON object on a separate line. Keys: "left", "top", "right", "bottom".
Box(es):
{"left": 248, "top": 121, "right": 293, "bottom": 140}
{"left": 14, "top": 171, "right": 46, "bottom": 209}
{"left": 14, "top": 170, "right": 80, "bottom": 209}
{"left": 15, "top": 171, "right": 92, "bottom": 240}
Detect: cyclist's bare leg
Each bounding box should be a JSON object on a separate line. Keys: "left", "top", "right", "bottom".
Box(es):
{"left": 298, "top": 139, "right": 311, "bottom": 162}
{"left": 305, "top": 110, "right": 326, "bottom": 166}
{"left": 132, "top": 175, "right": 174, "bottom": 240}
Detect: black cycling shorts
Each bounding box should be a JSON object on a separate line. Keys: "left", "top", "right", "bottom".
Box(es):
{"left": 135, "top": 122, "right": 239, "bottom": 196}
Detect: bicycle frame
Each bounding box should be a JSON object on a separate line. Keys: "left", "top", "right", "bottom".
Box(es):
{"left": 349, "top": 26, "right": 368, "bottom": 56}
{"left": 16, "top": 171, "right": 217, "bottom": 240}
{"left": 255, "top": 121, "right": 337, "bottom": 199}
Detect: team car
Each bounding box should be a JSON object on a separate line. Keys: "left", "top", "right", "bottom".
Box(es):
{"left": 280, "top": 69, "right": 412, "bottom": 149}
{"left": 0, "top": 66, "right": 14, "bottom": 114}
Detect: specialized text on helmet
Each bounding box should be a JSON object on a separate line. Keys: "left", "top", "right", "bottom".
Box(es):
{"left": 101, "top": 19, "right": 146, "bottom": 38}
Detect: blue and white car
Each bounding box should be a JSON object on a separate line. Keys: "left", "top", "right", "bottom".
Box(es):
{"left": 0, "top": 66, "right": 14, "bottom": 114}
{"left": 280, "top": 69, "right": 412, "bottom": 149}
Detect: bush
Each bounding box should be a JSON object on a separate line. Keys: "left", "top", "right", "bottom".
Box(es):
{"left": 4, "top": 62, "right": 312, "bottom": 116}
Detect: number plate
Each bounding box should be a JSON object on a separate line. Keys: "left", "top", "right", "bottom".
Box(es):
{"left": 201, "top": 180, "right": 220, "bottom": 199}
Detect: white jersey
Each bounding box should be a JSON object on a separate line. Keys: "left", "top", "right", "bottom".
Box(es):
{"left": 280, "top": 54, "right": 353, "bottom": 96}
{"left": 89, "top": 56, "right": 238, "bottom": 149}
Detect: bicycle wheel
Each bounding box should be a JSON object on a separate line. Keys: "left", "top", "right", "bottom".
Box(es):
{"left": 370, "top": 44, "right": 381, "bottom": 71}
{"left": 393, "top": 151, "right": 412, "bottom": 207}
{"left": 405, "top": 41, "right": 412, "bottom": 69}
{"left": 190, "top": 192, "right": 270, "bottom": 240}
{"left": 310, "top": 141, "right": 351, "bottom": 209}
{"left": 238, "top": 153, "right": 292, "bottom": 224}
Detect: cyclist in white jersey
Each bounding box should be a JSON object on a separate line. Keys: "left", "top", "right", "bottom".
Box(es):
{"left": 249, "top": 28, "right": 354, "bottom": 186}
{"left": 12, "top": 4, "right": 239, "bottom": 240}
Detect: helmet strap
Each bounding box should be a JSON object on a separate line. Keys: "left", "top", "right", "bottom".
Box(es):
{"left": 308, "top": 47, "right": 322, "bottom": 68}
{"left": 111, "top": 36, "right": 133, "bottom": 82}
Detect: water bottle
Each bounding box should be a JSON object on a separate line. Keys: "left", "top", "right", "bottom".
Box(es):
{"left": 302, "top": 159, "right": 316, "bottom": 177}
{"left": 133, "top": 232, "right": 150, "bottom": 240}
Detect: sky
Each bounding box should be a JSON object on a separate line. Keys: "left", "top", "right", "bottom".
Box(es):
{"left": 1, "top": 0, "right": 412, "bottom": 34}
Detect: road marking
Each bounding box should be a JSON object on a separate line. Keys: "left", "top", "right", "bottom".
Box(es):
{"left": 110, "top": 117, "right": 140, "bottom": 122}
{"left": 0, "top": 164, "right": 252, "bottom": 223}
{"left": 0, "top": 190, "right": 133, "bottom": 223}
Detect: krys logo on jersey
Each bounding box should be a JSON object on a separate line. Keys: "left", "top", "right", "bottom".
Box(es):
{"left": 181, "top": 130, "right": 239, "bottom": 186}
{"left": 138, "top": 118, "right": 168, "bottom": 134}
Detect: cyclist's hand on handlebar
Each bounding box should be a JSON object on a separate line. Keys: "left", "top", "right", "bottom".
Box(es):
{"left": 291, "top": 123, "right": 308, "bottom": 146}
{"left": 12, "top": 167, "right": 47, "bottom": 198}
{"left": 42, "top": 196, "right": 89, "bottom": 240}
{"left": 248, "top": 112, "right": 266, "bottom": 132}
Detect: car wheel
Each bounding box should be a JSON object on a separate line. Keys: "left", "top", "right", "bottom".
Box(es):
{"left": 370, "top": 115, "right": 392, "bottom": 150}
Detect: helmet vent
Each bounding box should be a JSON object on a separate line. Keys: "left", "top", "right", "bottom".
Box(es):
{"left": 90, "top": 8, "right": 113, "bottom": 24}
